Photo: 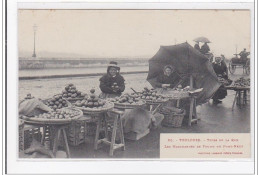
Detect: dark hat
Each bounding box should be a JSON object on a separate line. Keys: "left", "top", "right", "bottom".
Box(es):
{"left": 107, "top": 61, "right": 120, "bottom": 70}
{"left": 163, "top": 65, "right": 175, "bottom": 72}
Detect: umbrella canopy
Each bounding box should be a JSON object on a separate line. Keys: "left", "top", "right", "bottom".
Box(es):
{"left": 193, "top": 37, "right": 211, "bottom": 43}
{"left": 147, "top": 42, "right": 221, "bottom": 104}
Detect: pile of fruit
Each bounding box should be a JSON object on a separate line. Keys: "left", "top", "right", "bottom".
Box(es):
{"left": 218, "top": 77, "right": 233, "bottom": 86}
{"left": 171, "top": 85, "right": 191, "bottom": 92}
{"left": 62, "top": 83, "right": 85, "bottom": 100}
{"left": 33, "top": 108, "right": 81, "bottom": 119}
{"left": 233, "top": 77, "right": 250, "bottom": 87}
{"left": 111, "top": 82, "right": 120, "bottom": 92}
{"left": 108, "top": 93, "right": 144, "bottom": 105}
{"left": 164, "top": 85, "right": 191, "bottom": 99}
{"left": 137, "top": 87, "right": 167, "bottom": 102}
{"left": 44, "top": 94, "right": 69, "bottom": 110}
{"left": 74, "top": 89, "right": 107, "bottom": 109}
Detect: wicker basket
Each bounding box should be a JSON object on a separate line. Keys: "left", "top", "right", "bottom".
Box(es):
{"left": 114, "top": 101, "right": 146, "bottom": 109}
{"left": 160, "top": 107, "right": 186, "bottom": 128}
{"left": 64, "top": 97, "right": 84, "bottom": 104}
{"left": 164, "top": 90, "right": 190, "bottom": 99}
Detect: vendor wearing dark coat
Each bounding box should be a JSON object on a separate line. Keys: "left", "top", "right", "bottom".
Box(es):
{"left": 200, "top": 42, "right": 210, "bottom": 54}
{"left": 99, "top": 61, "right": 125, "bottom": 99}
{"left": 239, "top": 48, "right": 250, "bottom": 61}
{"left": 212, "top": 56, "right": 228, "bottom": 104}
{"left": 194, "top": 42, "right": 200, "bottom": 52}
{"left": 154, "top": 65, "right": 182, "bottom": 89}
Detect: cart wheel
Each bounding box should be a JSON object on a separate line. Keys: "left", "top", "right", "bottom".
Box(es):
{"left": 229, "top": 61, "right": 236, "bottom": 74}
{"left": 245, "top": 60, "right": 250, "bottom": 75}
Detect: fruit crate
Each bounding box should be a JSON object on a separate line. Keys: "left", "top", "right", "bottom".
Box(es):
{"left": 18, "top": 120, "right": 25, "bottom": 152}
{"left": 67, "top": 116, "right": 97, "bottom": 146}
{"left": 23, "top": 124, "right": 42, "bottom": 150}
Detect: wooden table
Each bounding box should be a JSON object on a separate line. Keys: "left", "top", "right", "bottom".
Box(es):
{"left": 225, "top": 86, "right": 250, "bottom": 111}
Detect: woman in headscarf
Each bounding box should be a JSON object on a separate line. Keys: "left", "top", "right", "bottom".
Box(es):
{"left": 154, "top": 65, "right": 183, "bottom": 90}
{"left": 99, "top": 61, "right": 125, "bottom": 99}
{"left": 212, "top": 56, "right": 228, "bottom": 104}
{"left": 194, "top": 41, "right": 200, "bottom": 51}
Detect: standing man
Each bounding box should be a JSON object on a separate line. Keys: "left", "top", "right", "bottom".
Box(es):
{"left": 239, "top": 48, "right": 250, "bottom": 61}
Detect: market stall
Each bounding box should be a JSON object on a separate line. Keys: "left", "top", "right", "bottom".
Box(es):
{"left": 224, "top": 77, "right": 250, "bottom": 110}
{"left": 20, "top": 107, "right": 83, "bottom": 158}
{"left": 147, "top": 42, "right": 221, "bottom": 126}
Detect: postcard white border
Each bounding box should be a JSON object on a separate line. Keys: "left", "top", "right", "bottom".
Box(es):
{"left": 5, "top": 0, "right": 256, "bottom": 174}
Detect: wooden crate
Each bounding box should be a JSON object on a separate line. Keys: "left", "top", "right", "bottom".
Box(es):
{"left": 67, "top": 116, "right": 97, "bottom": 146}
{"left": 23, "top": 125, "right": 42, "bottom": 150}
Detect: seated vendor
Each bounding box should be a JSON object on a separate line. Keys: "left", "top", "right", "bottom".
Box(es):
{"left": 154, "top": 65, "right": 182, "bottom": 89}
{"left": 99, "top": 61, "right": 125, "bottom": 99}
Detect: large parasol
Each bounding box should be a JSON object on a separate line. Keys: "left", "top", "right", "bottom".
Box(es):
{"left": 193, "top": 37, "right": 211, "bottom": 43}
{"left": 147, "top": 42, "right": 221, "bottom": 104}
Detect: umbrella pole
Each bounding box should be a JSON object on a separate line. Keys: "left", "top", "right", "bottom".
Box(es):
{"left": 189, "top": 74, "right": 198, "bottom": 126}
{"left": 189, "top": 75, "right": 193, "bottom": 89}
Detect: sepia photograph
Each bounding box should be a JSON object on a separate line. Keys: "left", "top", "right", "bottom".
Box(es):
{"left": 17, "top": 9, "right": 252, "bottom": 159}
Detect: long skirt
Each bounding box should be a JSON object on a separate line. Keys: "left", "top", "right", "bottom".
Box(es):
{"left": 212, "top": 85, "right": 227, "bottom": 100}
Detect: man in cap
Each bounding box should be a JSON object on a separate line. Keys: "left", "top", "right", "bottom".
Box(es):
{"left": 239, "top": 48, "right": 250, "bottom": 62}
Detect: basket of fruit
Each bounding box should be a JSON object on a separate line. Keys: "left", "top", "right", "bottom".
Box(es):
{"left": 137, "top": 87, "right": 169, "bottom": 105}
{"left": 164, "top": 85, "right": 190, "bottom": 99}
{"left": 218, "top": 77, "right": 233, "bottom": 86}
{"left": 232, "top": 77, "right": 250, "bottom": 88}
{"left": 108, "top": 93, "right": 146, "bottom": 109}
{"left": 74, "top": 89, "right": 114, "bottom": 114}
{"left": 21, "top": 107, "right": 83, "bottom": 125}
{"left": 62, "top": 83, "right": 86, "bottom": 103}
{"left": 43, "top": 94, "right": 71, "bottom": 110}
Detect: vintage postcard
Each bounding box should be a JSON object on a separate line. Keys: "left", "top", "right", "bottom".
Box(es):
{"left": 4, "top": 1, "right": 256, "bottom": 174}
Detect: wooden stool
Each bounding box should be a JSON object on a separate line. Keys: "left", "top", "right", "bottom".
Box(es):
{"left": 232, "top": 89, "right": 250, "bottom": 111}
{"left": 41, "top": 124, "right": 71, "bottom": 158}
{"left": 94, "top": 110, "right": 125, "bottom": 156}
{"left": 188, "top": 96, "right": 198, "bottom": 126}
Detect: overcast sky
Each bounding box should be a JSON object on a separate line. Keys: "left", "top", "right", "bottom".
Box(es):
{"left": 18, "top": 10, "right": 251, "bottom": 59}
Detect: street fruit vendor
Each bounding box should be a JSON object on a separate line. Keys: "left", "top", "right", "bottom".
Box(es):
{"left": 99, "top": 61, "right": 125, "bottom": 99}
{"left": 154, "top": 65, "right": 183, "bottom": 90}
{"left": 212, "top": 56, "right": 228, "bottom": 104}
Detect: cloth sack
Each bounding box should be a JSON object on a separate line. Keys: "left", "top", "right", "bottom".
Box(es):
{"left": 19, "top": 98, "right": 52, "bottom": 117}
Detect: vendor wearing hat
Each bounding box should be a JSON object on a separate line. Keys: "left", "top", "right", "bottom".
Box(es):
{"left": 212, "top": 56, "right": 228, "bottom": 104}
{"left": 99, "top": 61, "right": 125, "bottom": 99}
{"left": 154, "top": 65, "right": 183, "bottom": 90}
{"left": 194, "top": 41, "right": 200, "bottom": 51}
{"left": 200, "top": 42, "right": 210, "bottom": 54}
